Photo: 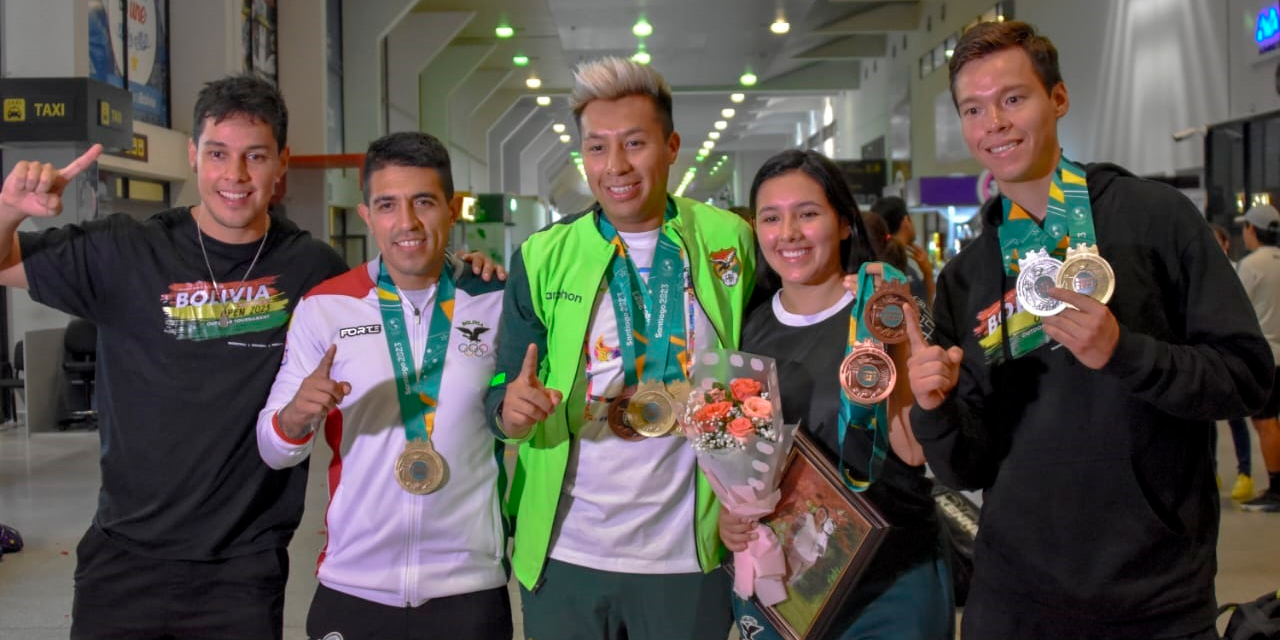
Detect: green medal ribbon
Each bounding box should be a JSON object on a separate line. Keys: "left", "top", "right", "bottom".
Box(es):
{"left": 837, "top": 262, "right": 907, "bottom": 493}
{"left": 992, "top": 155, "right": 1096, "bottom": 360}
{"left": 376, "top": 259, "right": 455, "bottom": 444}
{"left": 597, "top": 211, "right": 688, "bottom": 386}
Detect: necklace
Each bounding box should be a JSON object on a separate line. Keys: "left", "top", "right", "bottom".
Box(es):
{"left": 195, "top": 207, "right": 269, "bottom": 328}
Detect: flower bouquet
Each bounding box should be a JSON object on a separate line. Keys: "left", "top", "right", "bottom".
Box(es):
{"left": 684, "top": 350, "right": 799, "bottom": 606}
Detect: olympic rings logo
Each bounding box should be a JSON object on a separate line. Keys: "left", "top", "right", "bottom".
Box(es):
{"left": 458, "top": 341, "right": 489, "bottom": 357}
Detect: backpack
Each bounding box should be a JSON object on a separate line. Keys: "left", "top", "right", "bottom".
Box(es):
{"left": 0, "top": 523, "right": 22, "bottom": 560}
{"left": 1220, "top": 589, "right": 1280, "bottom": 640}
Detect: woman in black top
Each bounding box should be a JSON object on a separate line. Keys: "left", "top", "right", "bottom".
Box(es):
{"left": 724, "top": 150, "right": 953, "bottom": 640}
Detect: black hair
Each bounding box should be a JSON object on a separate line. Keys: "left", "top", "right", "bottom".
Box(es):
{"left": 949, "top": 20, "right": 1063, "bottom": 109}
{"left": 748, "top": 149, "right": 876, "bottom": 296}
{"left": 362, "top": 132, "right": 454, "bottom": 202}
{"left": 1251, "top": 222, "right": 1280, "bottom": 247}
{"left": 192, "top": 75, "right": 288, "bottom": 150}
{"left": 871, "top": 196, "right": 909, "bottom": 235}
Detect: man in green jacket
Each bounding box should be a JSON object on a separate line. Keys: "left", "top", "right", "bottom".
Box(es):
{"left": 486, "top": 57, "right": 754, "bottom": 640}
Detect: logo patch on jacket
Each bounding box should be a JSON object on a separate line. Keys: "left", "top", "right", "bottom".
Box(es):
{"left": 456, "top": 320, "right": 491, "bottom": 357}
{"left": 710, "top": 247, "right": 741, "bottom": 287}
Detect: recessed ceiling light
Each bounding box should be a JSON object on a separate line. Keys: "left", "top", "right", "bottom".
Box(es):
{"left": 632, "top": 47, "right": 651, "bottom": 65}
{"left": 739, "top": 72, "right": 758, "bottom": 87}
{"left": 536, "top": 95, "right": 551, "bottom": 106}
{"left": 721, "top": 108, "right": 736, "bottom": 118}
{"left": 513, "top": 54, "right": 529, "bottom": 66}
{"left": 714, "top": 120, "right": 728, "bottom": 130}
{"left": 730, "top": 93, "right": 745, "bottom": 103}
{"left": 702, "top": 140, "right": 715, "bottom": 149}
{"left": 552, "top": 123, "right": 566, "bottom": 134}
{"left": 632, "top": 16, "right": 653, "bottom": 38}
{"left": 559, "top": 134, "right": 571, "bottom": 143}
{"left": 770, "top": 18, "right": 790, "bottom": 35}
{"left": 495, "top": 23, "right": 514, "bottom": 38}
{"left": 526, "top": 76, "right": 542, "bottom": 89}
{"left": 708, "top": 131, "right": 721, "bottom": 140}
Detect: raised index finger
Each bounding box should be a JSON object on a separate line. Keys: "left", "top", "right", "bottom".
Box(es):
{"left": 313, "top": 344, "right": 338, "bottom": 378}
{"left": 519, "top": 343, "right": 540, "bottom": 382}
{"left": 903, "top": 302, "right": 929, "bottom": 354}
{"left": 60, "top": 144, "right": 103, "bottom": 179}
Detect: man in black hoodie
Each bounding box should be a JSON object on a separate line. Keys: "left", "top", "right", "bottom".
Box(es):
{"left": 904, "top": 20, "right": 1273, "bottom": 640}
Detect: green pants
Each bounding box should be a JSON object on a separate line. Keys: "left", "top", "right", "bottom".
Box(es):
{"left": 520, "top": 559, "right": 732, "bottom": 640}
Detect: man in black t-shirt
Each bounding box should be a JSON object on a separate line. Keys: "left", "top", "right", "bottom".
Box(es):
{"left": 0, "top": 76, "right": 348, "bottom": 640}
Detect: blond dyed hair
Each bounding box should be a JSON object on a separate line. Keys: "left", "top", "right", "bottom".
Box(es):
{"left": 570, "top": 56, "right": 675, "bottom": 136}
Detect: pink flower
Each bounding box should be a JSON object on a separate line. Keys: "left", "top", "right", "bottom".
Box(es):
{"left": 696, "top": 401, "right": 734, "bottom": 422}
{"left": 727, "top": 417, "right": 754, "bottom": 440}
{"left": 730, "top": 378, "right": 764, "bottom": 402}
{"left": 706, "top": 387, "right": 727, "bottom": 403}
{"left": 742, "top": 396, "right": 772, "bottom": 419}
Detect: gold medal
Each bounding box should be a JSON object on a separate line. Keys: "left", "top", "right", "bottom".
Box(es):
{"left": 395, "top": 440, "right": 448, "bottom": 495}
{"left": 864, "top": 280, "right": 916, "bottom": 344}
{"left": 1015, "top": 248, "right": 1066, "bottom": 317}
{"left": 1057, "top": 243, "right": 1115, "bottom": 305}
{"left": 839, "top": 340, "right": 896, "bottom": 405}
{"left": 628, "top": 380, "right": 677, "bottom": 437}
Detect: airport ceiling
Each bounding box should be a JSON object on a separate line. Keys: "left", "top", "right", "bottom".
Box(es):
{"left": 407, "top": 0, "right": 922, "bottom": 208}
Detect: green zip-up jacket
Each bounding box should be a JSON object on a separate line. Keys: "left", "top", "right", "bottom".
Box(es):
{"left": 485, "top": 195, "right": 755, "bottom": 590}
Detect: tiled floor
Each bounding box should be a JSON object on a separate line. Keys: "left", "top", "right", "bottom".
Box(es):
{"left": 1, "top": 422, "right": 1277, "bottom": 640}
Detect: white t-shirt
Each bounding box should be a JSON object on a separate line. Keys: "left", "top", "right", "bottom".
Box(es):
{"left": 548, "top": 229, "right": 713, "bottom": 574}
{"left": 1238, "top": 245, "right": 1280, "bottom": 364}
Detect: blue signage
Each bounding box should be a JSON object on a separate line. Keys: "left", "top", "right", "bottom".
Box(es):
{"left": 1258, "top": 5, "right": 1280, "bottom": 53}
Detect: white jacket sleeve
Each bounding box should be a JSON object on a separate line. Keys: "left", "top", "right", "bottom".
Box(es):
{"left": 256, "top": 296, "right": 327, "bottom": 469}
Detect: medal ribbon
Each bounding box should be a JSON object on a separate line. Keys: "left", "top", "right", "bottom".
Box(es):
{"left": 597, "top": 209, "right": 689, "bottom": 387}
{"left": 997, "top": 155, "right": 1096, "bottom": 276}
{"left": 376, "top": 259, "right": 455, "bottom": 444}
{"left": 837, "top": 262, "right": 907, "bottom": 493}
{"left": 994, "top": 156, "right": 1096, "bottom": 360}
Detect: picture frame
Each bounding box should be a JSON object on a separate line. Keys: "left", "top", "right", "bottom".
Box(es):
{"left": 738, "top": 428, "right": 891, "bottom": 640}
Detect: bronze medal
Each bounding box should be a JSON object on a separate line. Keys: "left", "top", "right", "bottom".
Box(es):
{"left": 839, "top": 340, "right": 896, "bottom": 405}
{"left": 395, "top": 440, "right": 448, "bottom": 495}
{"left": 607, "top": 387, "right": 645, "bottom": 441}
{"left": 1015, "top": 248, "right": 1066, "bottom": 317}
{"left": 864, "top": 280, "right": 916, "bottom": 344}
{"left": 1057, "top": 244, "right": 1115, "bottom": 305}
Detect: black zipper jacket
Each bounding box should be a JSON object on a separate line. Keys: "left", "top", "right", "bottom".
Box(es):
{"left": 911, "top": 163, "right": 1273, "bottom": 639}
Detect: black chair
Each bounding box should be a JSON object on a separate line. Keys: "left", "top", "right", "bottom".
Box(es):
{"left": 59, "top": 319, "right": 97, "bottom": 429}
{"left": 0, "top": 341, "right": 23, "bottom": 425}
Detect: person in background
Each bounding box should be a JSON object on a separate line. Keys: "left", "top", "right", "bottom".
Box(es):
{"left": 907, "top": 20, "right": 1271, "bottom": 639}
{"left": 1235, "top": 205, "right": 1280, "bottom": 512}
{"left": 257, "top": 131, "right": 512, "bottom": 639}
{"left": 1211, "top": 222, "right": 1257, "bottom": 502}
{"left": 871, "top": 196, "right": 934, "bottom": 308}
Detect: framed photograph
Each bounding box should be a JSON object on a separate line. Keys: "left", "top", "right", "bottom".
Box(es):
{"left": 741, "top": 429, "right": 891, "bottom": 640}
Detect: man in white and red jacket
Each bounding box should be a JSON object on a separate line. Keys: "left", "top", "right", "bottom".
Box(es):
{"left": 256, "top": 132, "right": 509, "bottom": 640}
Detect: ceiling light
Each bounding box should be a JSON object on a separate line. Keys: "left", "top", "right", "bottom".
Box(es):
{"left": 730, "top": 92, "right": 745, "bottom": 103}
{"left": 552, "top": 123, "right": 566, "bottom": 134}
{"left": 721, "top": 108, "right": 736, "bottom": 118}
{"left": 526, "top": 76, "right": 542, "bottom": 89}
{"left": 632, "top": 45, "right": 651, "bottom": 65}
{"left": 739, "top": 71, "right": 758, "bottom": 87}
{"left": 702, "top": 140, "right": 715, "bottom": 149}
{"left": 708, "top": 131, "right": 721, "bottom": 140}
{"left": 632, "top": 16, "right": 653, "bottom": 38}
{"left": 513, "top": 54, "right": 529, "bottom": 66}
{"left": 770, "top": 18, "right": 790, "bottom": 34}
{"left": 495, "top": 23, "right": 514, "bottom": 38}
{"left": 714, "top": 120, "right": 728, "bottom": 130}
{"left": 559, "top": 134, "right": 571, "bottom": 143}
{"left": 536, "top": 95, "right": 551, "bottom": 106}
